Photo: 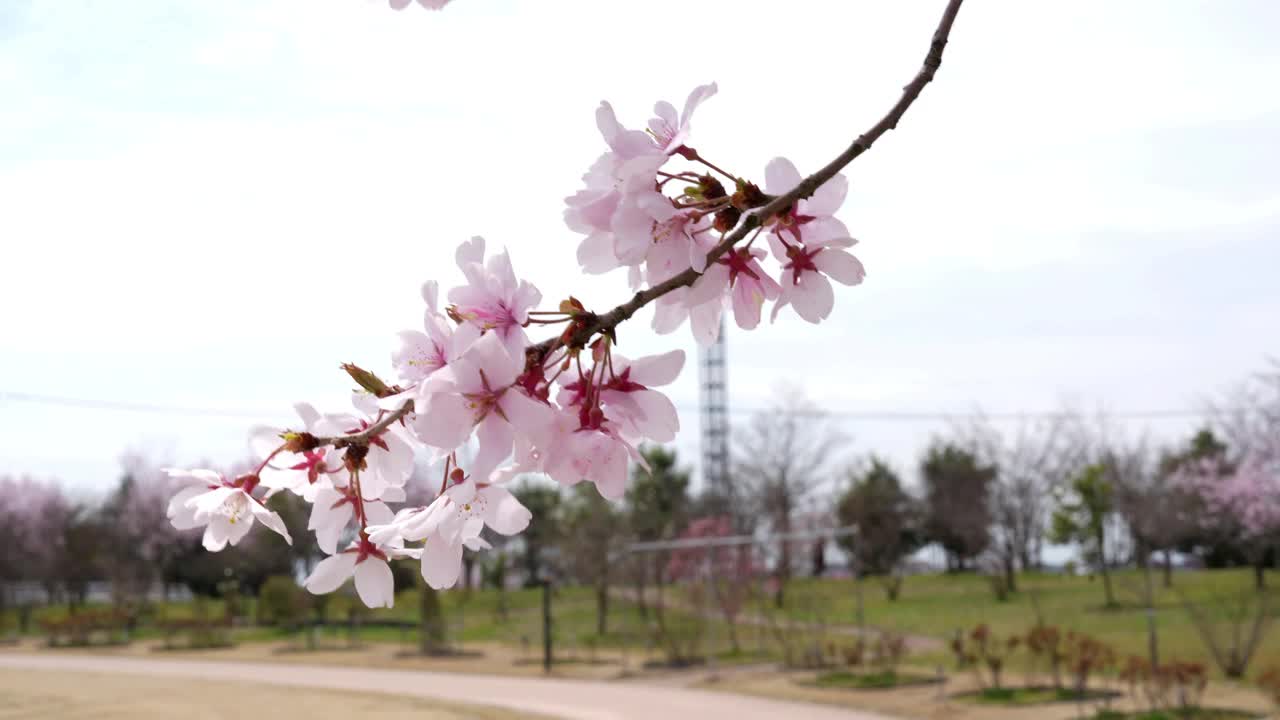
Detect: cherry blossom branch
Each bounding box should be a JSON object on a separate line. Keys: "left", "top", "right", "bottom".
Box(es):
{"left": 311, "top": 0, "right": 963, "bottom": 452}
{"left": 314, "top": 402, "right": 411, "bottom": 448}
{"left": 534, "top": 0, "right": 964, "bottom": 358}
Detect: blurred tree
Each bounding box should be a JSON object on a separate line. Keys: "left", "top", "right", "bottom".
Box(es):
{"left": 960, "top": 415, "right": 1082, "bottom": 590}
{"left": 258, "top": 574, "right": 308, "bottom": 627}
{"left": 1107, "top": 435, "right": 1196, "bottom": 589}
{"left": 512, "top": 479, "right": 561, "bottom": 587}
{"left": 559, "top": 484, "right": 625, "bottom": 635}
{"left": 735, "top": 390, "right": 843, "bottom": 607}
{"left": 55, "top": 505, "right": 103, "bottom": 610}
{"left": 103, "top": 453, "right": 201, "bottom": 603}
{"left": 1051, "top": 464, "right": 1117, "bottom": 607}
{"left": 921, "top": 442, "right": 995, "bottom": 572}
{"left": 835, "top": 457, "right": 920, "bottom": 601}
{"left": 624, "top": 445, "right": 691, "bottom": 617}
{"left": 1162, "top": 428, "right": 1248, "bottom": 571}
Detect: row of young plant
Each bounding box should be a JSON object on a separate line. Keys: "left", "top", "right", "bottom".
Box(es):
{"left": 949, "top": 622, "right": 1280, "bottom": 716}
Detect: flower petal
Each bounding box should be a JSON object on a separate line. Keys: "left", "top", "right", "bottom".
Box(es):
{"left": 305, "top": 554, "right": 357, "bottom": 595}
{"left": 479, "top": 485, "right": 532, "bottom": 536}
{"left": 421, "top": 537, "right": 464, "bottom": 589}
{"left": 626, "top": 350, "right": 685, "bottom": 387}
{"left": 764, "top": 157, "right": 803, "bottom": 195}
{"left": 354, "top": 558, "right": 396, "bottom": 609}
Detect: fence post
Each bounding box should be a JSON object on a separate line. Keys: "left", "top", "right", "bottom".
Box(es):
{"left": 542, "top": 580, "right": 553, "bottom": 673}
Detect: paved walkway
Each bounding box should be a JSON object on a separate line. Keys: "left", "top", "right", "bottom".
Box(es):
{"left": 0, "top": 652, "right": 890, "bottom": 720}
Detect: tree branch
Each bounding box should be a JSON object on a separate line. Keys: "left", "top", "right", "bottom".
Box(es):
{"left": 534, "top": 0, "right": 965, "bottom": 357}
{"left": 318, "top": 0, "right": 965, "bottom": 450}
{"left": 315, "top": 402, "right": 415, "bottom": 448}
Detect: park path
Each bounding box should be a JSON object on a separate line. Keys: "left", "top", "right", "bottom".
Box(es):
{"left": 0, "top": 652, "right": 890, "bottom": 720}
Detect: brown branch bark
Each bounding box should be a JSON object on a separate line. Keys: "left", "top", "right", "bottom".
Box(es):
{"left": 318, "top": 0, "right": 965, "bottom": 450}
{"left": 315, "top": 400, "right": 414, "bottom": 448}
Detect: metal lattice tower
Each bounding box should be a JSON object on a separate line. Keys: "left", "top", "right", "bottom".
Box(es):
{"left": 699, "top": 319, "right": 730, "bottom": 502}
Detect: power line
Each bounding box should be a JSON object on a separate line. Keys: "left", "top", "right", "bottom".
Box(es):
{"left": 1, "top": 390, "right": 1213, "bottom": 423}
{"left": 674, "top": 404, "right": 1209, "bottom": 422}
{"left": 0, "top": 391, "right": 279, "bottom": 419}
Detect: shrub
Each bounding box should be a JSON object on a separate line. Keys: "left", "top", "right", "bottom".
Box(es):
{"left": 1063, "top": 631, "right": 1115, "bottom": 699}
{"left": 841, "top": 639, "right": 866, "bottom": 668}
{"left": 872, "top": 630, "right": 908, "bottom": 673}
{"left": 258, "top": 575, "right": 308, "bottom": 628}
{"left": 953, "top": 624, "right": 1019, "bottom": 689}
{"left": 1026, "top": 624, "right": 1067, "bottom": 689}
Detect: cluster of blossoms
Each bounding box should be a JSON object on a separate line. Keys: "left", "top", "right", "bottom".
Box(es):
{"left": 163, "top": 79, "right": 865, "bottom": 608}
{"left": 1175, "top": 444, "right": 1280, "bottom": 542}
{"left": 567, "top": 83, "right": 865, "bottom": 344}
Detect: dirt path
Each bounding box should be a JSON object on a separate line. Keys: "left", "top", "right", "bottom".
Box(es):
{"left": 0, "top": 652, "right": 892, "bottom": 720}
{"left": 0, "top": 666, "right": 527, "bottom": 720}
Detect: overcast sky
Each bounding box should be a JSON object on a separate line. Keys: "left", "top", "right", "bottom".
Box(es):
{"left": 2, "top": 0, "right": 1277, "bottom": 499}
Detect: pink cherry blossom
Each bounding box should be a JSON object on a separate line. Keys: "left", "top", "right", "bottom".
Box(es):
{"left": 0, "top": 475, "right": 71, "bottom": 577}
{"left": 685, "top": 246, "right": 781, "bottom": 332}
{"left": 649, "top": 82, "right": 718, "bottom": 155}
{"left": 254, "top": 402, "right": 413, "bottom": 503}
{"left": 392, "top": 280, "right": 481, "bottom": 384}
{"left": 568, "top": 113, "right": 672, "bottom": 273}
{"left": 447, "top": 236, "right": 542, "bottom": 359}
{"left": 764, "top": 157, "right": 851, "bottom": 247}
{"left": 408, "top": 331, "right": 553, "bottom": 481}
{"left": 567, "top": 84, "right": 717, "bottom": 275}
{"left": 249, "top": 403, "right": 342, "bottom": 499}
{"left": 643, "top": 210, "right": 717, "bottom": 286}
{"left": 309, "top": 482, "right": 402, "bottom": 554}
{"left": 769, "top": 235, "right": 866, "bottom": 323}
{"left": 535, "top": 407, "right": 641, "bottom": 500}
{"left": 1177, "top": 450, "right": 1280, "bottom": 541}
{"left": 304, "top": 535, "right": 419, "bottom": 609}
{"left": 165, "top": 469, "right": 292, "bottom": 552}
{"left": 368, "top": 476, "right": 530, "bottom": 589}
{"left": 558, "top": 350, "right": 684, "bottom": 443}
{"left": 651, "top": 285, "right": 727, "bottom": 347}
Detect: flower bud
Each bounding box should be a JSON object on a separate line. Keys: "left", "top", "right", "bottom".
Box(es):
{"left": 344, "top": 445, "right": 369, "bottom": 473}
{"left": 558, "top": 297, "right": 586, "bottom": 315}
{"left": 281, "top": 431, "right": 319, "bottom": 454}
{"left": 700, "top": 174, "right": 727, "bottom": 201}
{"left": 713, "top": 206, "right": 742, "bottom": 233}
{"left": 342, "top": 363, "right": 394, "bottom": 398}
{"left": 674, "top": 145, "right": 698, "bottom": 161}
{"left": 731, "top": 179, "right": 768, "bottom": 210}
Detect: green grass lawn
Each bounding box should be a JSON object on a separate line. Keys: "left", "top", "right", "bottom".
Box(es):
{"left": 777, "top": 569, "right": 1280, "bottom": 678}
{"left": 810, "top": 668, "right": 941, "bottom": 690}
{"left": 1093, "top": 710, "right": 1261, "bottom": 720}
{"left": 7, "top": 568, "right": 1280, "bottom": 688}
{"left": 960, "top": 685, "right": 1116, "bottom": 705}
